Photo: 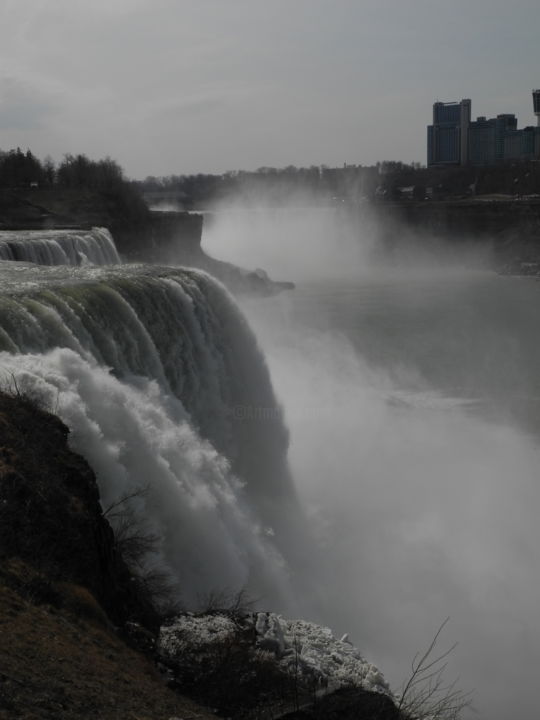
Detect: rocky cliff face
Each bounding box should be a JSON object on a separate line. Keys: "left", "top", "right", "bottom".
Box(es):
{"left": 369, "top": 198, "right": 540, "bottom": 273}
{"left": 113, "top": 210, "right": 204, "bottom": 263}
{"left": 0, "top": 391, "right": 219, "bottom": 719}
{"left": 378, "top": 198, "right": 540, "bottom": 238}
{"left": 0, "top": 391, "right": 156, "bottom": 628}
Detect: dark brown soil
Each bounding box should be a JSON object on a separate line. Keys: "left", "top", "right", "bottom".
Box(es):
{"left": 0, "top": 560, "right": 214, "bottom": 720}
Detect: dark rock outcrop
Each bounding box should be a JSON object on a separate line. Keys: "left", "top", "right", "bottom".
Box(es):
{"left": 0, "top": 392, "right": 155, "bottom": 627}
{"left": 113, "top": 210, "right": 204, "bottom": 262}
{"left": 280, "top": 687, "right": 401, "bottom": 720}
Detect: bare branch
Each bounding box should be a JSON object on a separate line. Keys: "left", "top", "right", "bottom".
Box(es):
{"left": 397, "top": 618, "right": 473, "bottom": 720}
{"left": 102, "top": 484, "right": 151, "bottom": 517}
{"left": 196, "top": 586, "right": 258, "bottom": 616}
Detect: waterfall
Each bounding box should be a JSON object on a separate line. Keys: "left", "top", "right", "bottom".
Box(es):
{"left": 0, "top": 263, "right": 296, "bottom": 608}
{"left": 0, "top": 227, "right": 121, "bottom": 265}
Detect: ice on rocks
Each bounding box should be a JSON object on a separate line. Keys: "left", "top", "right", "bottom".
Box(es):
{"left": 159, "top": 611, "right": 392, "bottom": 699}
{"left": 255, "top": 611, "right": 286, "bottom": 655}
{"left": 251, "top": 615, "right": 390, "bottom": 694}
{"left": 159, "top": 613, "right": 237, "bottom": 658}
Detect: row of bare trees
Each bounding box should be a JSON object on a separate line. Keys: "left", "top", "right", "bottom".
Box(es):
{"left": 0, "top": 147, "right": 126, "bottom": 191}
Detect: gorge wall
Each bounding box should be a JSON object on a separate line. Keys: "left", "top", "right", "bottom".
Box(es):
{"left": 368, "top": 198, "right": 540, "bottom": 272}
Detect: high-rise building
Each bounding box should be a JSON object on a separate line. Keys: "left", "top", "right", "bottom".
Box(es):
{"left": 427, "top": 100, "right": 470, "bottom": 166}
{"left": 427, "top": 93, "right": 540, "bottom": 166}
{"left": 468, "top": 116, "right": 496, "bottom": 166}
{"left": 533, "top": 90, "right": 540, "bottom": 126}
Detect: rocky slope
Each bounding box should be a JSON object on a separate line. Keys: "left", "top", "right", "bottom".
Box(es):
{"left": 0, "top": 391, "right": 216, "bottom": 719}
{"left": 0, "top": 391, "right": 152, "bottom": 627}
{"left": 0, "top": 564, "right": 214, "bottom": 720}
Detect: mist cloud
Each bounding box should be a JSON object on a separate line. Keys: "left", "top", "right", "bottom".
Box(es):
{"left": 206, "top": 203, "right": 540, "bottom": 720}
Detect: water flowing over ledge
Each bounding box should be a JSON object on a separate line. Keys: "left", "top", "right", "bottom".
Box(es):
{"left": 0, "top": 263, "right": 296, "bottom": 607}
{"left": 0, "top": 227, "right": 121, "bottom": 266}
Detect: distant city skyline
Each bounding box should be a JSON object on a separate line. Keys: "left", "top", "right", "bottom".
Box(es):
{"left": 427, "top": 91, "right": 540, "bottom": 167}
{"left": 0, "top": 1, "right": 540, "bottom": 178}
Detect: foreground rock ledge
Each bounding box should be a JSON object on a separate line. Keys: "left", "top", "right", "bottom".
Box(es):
{"left": 157, "top": 612, "right": 400, "bottom": 719}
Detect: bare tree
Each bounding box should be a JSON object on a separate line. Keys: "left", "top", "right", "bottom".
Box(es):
{"left": 103, "top": 484, "right": 181, "bottom": 615}
{"left": 398, "top": 618, "right": 473, "bottom": 720}
{"left": 196, "top": 586, "right": 257, "bottom": 616}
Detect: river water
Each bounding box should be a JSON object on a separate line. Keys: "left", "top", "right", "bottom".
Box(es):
{"left": 204, "top": 208, "right": 540, "bottom": 720}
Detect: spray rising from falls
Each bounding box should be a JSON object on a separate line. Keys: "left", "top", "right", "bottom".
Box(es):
{"left": 0, "top": 263, "right": 296, "bottom": 607}
{"left": 0, "top": 227, "right": 121, "bottom": 266}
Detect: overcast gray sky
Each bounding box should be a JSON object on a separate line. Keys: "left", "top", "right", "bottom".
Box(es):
{"left": 1, "top": 0, "right": 539, "bottom": 178}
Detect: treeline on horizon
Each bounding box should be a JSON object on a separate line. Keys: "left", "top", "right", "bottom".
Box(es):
{"left": 138, "top": 159, "right": 540, "bottom": 209}
{"left": 0, "top": 147, "right": 148, "bottom": 221}
{"left": 137, "top": 161, "right": 419, "bottom": 208}
{"left": 0, "top": 147, "right": 129, "bottom": 189}
{"left": 2, "top": 146, "right": 540, "bottom": 212}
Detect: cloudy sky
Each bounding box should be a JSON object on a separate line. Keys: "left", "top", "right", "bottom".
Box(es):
{"left": 0, "top": 0, "right": 539, "bottom": 178}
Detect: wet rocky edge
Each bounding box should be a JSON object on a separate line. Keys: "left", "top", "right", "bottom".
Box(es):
{"left": 197, "top": 254, "right": 295, "bottom": 296}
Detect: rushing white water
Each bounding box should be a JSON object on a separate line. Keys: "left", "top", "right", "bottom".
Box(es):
{"left": 0, "top": 227, "right": 121, "bottom": 265}
{"left": 0, "top": 262, "right": 297, "bottom": 609}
